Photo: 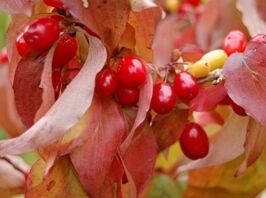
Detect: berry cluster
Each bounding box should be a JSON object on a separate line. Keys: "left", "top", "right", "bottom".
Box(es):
{"left": 96, "top": 55, "right": 146, "bottom": 107}
{"left": 16, "top": 1, "right": 79, "bottom": 98}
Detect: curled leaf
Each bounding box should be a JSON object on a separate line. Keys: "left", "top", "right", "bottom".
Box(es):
{"left": 120, "top": 71, "right": 153, "bottom": 155}
{"left": 0, "top": 1, "right": 36, "bottom": 16}
{"left": 0, "top": 35, "right": 107, "bottom": 156}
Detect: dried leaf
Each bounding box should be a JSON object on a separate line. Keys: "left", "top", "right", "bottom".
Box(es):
{"left": 130, "top": 0, "right": 158, "bottom": 12}
{"left": 0, "top": 35, "right": 107, "bottom": 156}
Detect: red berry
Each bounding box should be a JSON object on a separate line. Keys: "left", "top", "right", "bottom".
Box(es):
{"left": 23, "top": 18, "right": 60, "bottom": 51}
{"left": 52, "top": 35, "right": 78, "bottom": 70}
{"left": 251, "top": 34, "right": 266, "bottom": 44}
{"left": 16, "top": 33, "right": 31, "bottom": 57}
{"left": 151, "top": 82, "right": 177, "bottom": 114}
{"left": 95, "top": 68, "right": 118, "bottom": 97}
{"left": 43, "top": 0, "right": 63, "bottom": 8}
{"left": 179, "top": 122, "right": 209, "bottom": 160}
{"left": 117, "top": 86, "right": 139, "bottom": 107}
{"left": 223, "top": 30, "right": 247, "bottom": 55}
{"left": 0, "top": 49, "right": 8, "bottom": 64}
{"left": 173, "top": 71, "right": 199, "bottom": 101}
{"left": 187, "top": 0, "right": 200, "bottom": 7}
{"left": 117, "top": 55, "right": 146, "bottom": 88}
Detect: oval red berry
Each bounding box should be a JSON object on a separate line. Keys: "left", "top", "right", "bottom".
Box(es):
{"left": 180, "top": 122, "right": 209, "bottom": 160}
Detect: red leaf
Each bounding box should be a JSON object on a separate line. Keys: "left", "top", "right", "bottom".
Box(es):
{"left": 13, "top": 55, "right": 44, "bottom": 128}
{"left": 0, "top": 0, "right": 36, "bottom": 16}
{"left": 152, "top": 109, "right": 189, "bottom": 151}
{"left": 152, "top": 14, "right": 177, "bottom": 69}
{"left": 70, "top": 98, "right": 125, "bottom": 197}
{"left": 236, "top": 0, "right": 266, "bottom": 36}
{"left": 177, "top": 113, "right": 249, "bottom": 173}
{"left": 237, "top": 118, "right": 266, "bottom": 175}
{"left": 0, "top": 35, "right": 107, "bottom": 156}
{"left": 62, "top": 0, "right": 131, "bottom": 54}
{"left": 223, "top": 42, "right": 266, "bottom": 127}
{"left": 190, "top": 83, "right": 227, "bottom": 112}
{"left": 197, "top": 0, "right": 248, "bottom": 50}
{"left": 129, "top": 7, "right": 162, "bottom": 61}
{"left": 123, "top": 123, "right": 157, "bottom": 194}
{"left": 0, "top": 65, "right": 24, "bottom": 137}
{"left": 119, "top": 71, "right": 153, "bottom": 155}
{"left": 194, "top": 111, "right": 224, "bottom": 127}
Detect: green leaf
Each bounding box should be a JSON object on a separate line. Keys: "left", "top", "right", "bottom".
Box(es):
{"left": 0, "top": 12, "right": 10, "bottom": 49}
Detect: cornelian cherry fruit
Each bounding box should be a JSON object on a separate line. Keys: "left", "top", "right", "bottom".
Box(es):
{"left": 179, "top": 122, "right": 209, "bottom": 160}
{"left": 95, "top": 68, "right": 118, "bottom": 97}
{"left": 117, "top": 55, "right": 146, "bottom": 88}
{"left": 251, "top": 34, "right": 266, "bottom": 44}
{"left": 23, "top": 17, "right": 60, "bottom": 51}
{"left": 151, "top": 82, "right": 177, "bottom": 114}
{"left": 173, "top": 71, "right": 199, "bottom": 101}
{"left": 52, "top": 35, "right": 78, "bottom": 70}
{"left": 16, "top": 33, "right": 31, "bottom": 57}
{"left": 43, "top": 0, "right": 63, "bottom": 8}
{"left": 223, "top": 30, "right": 247, "bottom": 55}
{"left": 117, "top": 86, "right": 139, "bottom": 107}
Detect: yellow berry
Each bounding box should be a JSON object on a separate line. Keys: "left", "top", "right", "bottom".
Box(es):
{"left": 165, "top": 0, "right": 180, "bottom": 13}
{"left": 188, "top": 59, "right": 209, "bottom": 78}
{"left": 201, "top": 49, "right": 228, "bottom": 71}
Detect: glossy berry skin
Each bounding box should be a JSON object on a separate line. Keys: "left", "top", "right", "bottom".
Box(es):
{"left": 173, "top": 71, "right": 199, "bottom": 101}
{"left": 117, "top": 86, "right": 139, "bottom": 107}
{"left": 16, "top": 33, "right": 31, "bottom": 57}
{"left": 187, "top": 0, "right": 200, "bottom": 7}
{"left": 43, "top": 0, "right": 63, "bottom": 8}
{"left": 52, "top": 35, "right": 78, "bottom": 70}
{"left": 95, "top": 68, "right": 118, "bottom": 97}
{"left": 23, "top": 18, "right": 60, "bottom": 51}
{"left": 223, "top": 30, "right": 247, "bottom": 55}
{"left": 117, "top": 55, "right": 146, "bottom": 88}
{"left": 251, "top": 34, "right": 266, "bottom": 44}
{"left": 179, "top": 123, "right": 209, "bottom": 160}
{"left": 151, "top": 82, "right": 177, "bottom": 114}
